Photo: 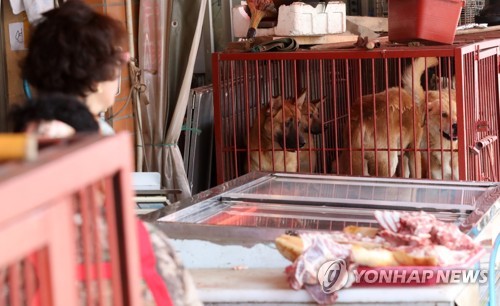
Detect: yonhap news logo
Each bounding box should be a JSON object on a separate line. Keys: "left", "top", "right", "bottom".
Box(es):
{"left": 350, "top": 269, "right": 489, "bottom": 285}
{"left": 317, "top": 259, "right": 349, "bottom": 294}
{"left": 318, "top": 259, "right": 490, "bottom": 293}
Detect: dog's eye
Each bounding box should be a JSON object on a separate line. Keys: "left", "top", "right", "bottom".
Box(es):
{"left": 442, "top": 112, "right": 448, "bottom": 118}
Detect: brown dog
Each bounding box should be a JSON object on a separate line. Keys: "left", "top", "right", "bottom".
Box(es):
{"left": 421, "top": 89, "right": 458, "bottom": 180}
{"left": 339, "top": 57, "right": 439, "bottom": 177}
{"left": 248, "top": 91, "right": 306, "bottom": 172}
{"left": 298, "top": 97, "right": 324, "bottom": 173}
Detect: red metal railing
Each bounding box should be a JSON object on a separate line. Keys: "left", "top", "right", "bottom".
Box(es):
{"left": 0, "top": 133, "right": 142, "bottom": 305}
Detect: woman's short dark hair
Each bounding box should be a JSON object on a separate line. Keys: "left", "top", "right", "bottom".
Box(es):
{"left": 21, "top": 0, "right": 127, "bottom": 97}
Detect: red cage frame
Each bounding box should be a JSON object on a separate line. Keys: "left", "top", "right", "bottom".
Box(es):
{"left": 0, "top": 133, "right": 142, "bottom": 305}
{"left": 212, "top": 39, "right": 500, "bottom": 184}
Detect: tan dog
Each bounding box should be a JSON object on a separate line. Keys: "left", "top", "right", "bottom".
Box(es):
{"left": 421, "top": 89, "right": 458, "bottom": 180}
{"left": 248, "top": 92, "right": 306, "bottom": 172}
{"left": 298, "top": 97, "right": 324, "bottom": 173}
{"left": 339, "top": 57, "right": 439, "bottom": 177}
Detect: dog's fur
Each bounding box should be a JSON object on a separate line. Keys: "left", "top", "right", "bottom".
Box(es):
{"left": 338, "top": 57, "right": 439, "bottom": 177}
{"left": 298, "top": 97, "right": 324, "bottom": 172}
{"left": 421, "top": 88, "right": 458, "bottom": 180}
{"left": 248, "top": 91, "right": 306, "bottom": 172}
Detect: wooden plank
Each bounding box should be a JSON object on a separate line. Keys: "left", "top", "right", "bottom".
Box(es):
{"left": 455, "top": 25, "right": 500, "bottom": 36}
{"left": 309, "top": 36, "right": 389, "bottom": 51}
{"left": 275, "top": 34, "right": 359, "bottom": 46}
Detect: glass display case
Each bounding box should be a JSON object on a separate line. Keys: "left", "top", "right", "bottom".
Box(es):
{"left": 145, "top": 172, "right": 500, "bottom": 244}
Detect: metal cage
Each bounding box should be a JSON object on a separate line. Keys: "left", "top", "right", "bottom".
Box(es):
{"left": 375, "top": 0, "right": 388, "bottom": 17}
{"left": 460, "top": 0, "right": 485, "bottom": 25}
{"left": 212, "top": 39, "right": 500, "bottom": 184}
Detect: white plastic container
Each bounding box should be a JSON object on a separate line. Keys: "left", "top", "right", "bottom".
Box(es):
{"left": 232, "top": 1, "right": 346, "bottom": 38}
{"left": 275, "top": 1, "right": 346, "bottom": 36}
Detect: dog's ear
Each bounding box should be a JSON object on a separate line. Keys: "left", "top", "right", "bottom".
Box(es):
{"left": 267, "top": 96, "right": 283, "bottom": 116}
{"left": 311, "top": 96, "right": 326, "bottom": 106}
{"left": 296, "top": 90, "right": 307, "bottom": 109}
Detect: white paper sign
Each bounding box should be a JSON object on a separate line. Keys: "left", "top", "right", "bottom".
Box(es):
{"left": 24, "top": 0, "right": 55, "bottom": 23}
{"left": 9, "top": 0, "right": 25, "bottom": 15}
{"left": 9, "top": 22, "right": 26, "bottom": 51}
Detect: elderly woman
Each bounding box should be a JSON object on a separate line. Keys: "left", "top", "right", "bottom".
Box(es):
{"left": 11, "top": 1, "right": 202, "bottom": 305}
{"left": 20, "top": 0, "right": 127, "bottom": 135}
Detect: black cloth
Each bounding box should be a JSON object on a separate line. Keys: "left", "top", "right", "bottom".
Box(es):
{"left": 250, "top": 37, "right": 299, "bottom": 52}
{"left": 9, "top": 93, "right": 99, "bottom": 133}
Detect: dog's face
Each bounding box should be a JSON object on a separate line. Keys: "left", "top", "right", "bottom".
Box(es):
{"left": 264, "top": 92, "right": 306, "bottom": 151}
{"left": 301, "top": 97, "right": 324, "bottom": 135}
{"left": 427, "top": 90, "right": 457, "bottom": 141}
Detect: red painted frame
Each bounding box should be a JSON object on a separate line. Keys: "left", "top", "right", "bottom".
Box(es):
{"left": 0, "top": 133, "right": 141, "bottom": 305}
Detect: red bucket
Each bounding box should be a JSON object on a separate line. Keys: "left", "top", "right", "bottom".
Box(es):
{"left": 388, "top": 0, "right": 464, "bottom": 44}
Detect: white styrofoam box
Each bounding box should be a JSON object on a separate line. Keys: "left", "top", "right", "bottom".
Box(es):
{"left": 275, "top": 1, "right": 346, "bottom": 36}
{"left": 232, "top": 1, "right": 346, "bottom": 38}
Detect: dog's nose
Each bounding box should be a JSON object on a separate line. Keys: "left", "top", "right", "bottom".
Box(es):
{"left": 452, "top": 123, "right": 457, "bottom": 135}
{"left": 299, "top": 139, "right": 306, "bottom": 148}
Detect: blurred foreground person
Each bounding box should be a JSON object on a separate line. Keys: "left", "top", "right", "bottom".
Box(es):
{"left": 9, "top": 95, "right": 202, "bottom": 306}
{"left": 21, "top": 0, "right": 127, "bottom": 135}
{"left": 11, "top": 1, "right": 202, "bottom": 305}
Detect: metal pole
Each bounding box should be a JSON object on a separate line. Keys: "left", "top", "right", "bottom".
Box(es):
{"left": 125, "top": 0, "right": 144, "bottom": 171}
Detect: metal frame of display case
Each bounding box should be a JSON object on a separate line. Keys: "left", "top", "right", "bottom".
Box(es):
{"left": 143, "top": 172, "right": 500, "bottom": 246}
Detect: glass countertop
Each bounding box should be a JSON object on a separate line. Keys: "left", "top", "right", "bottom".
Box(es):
{"left": 158, "top": 174, "right": 499, "bottom": 232}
